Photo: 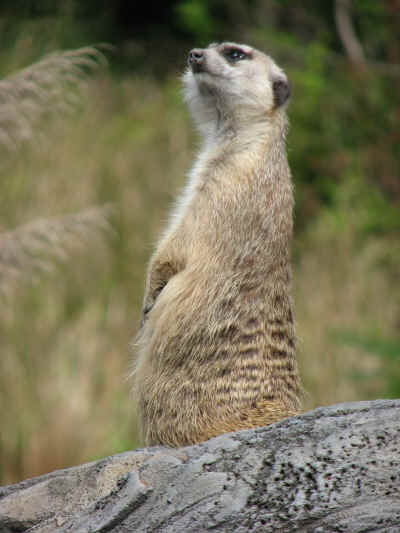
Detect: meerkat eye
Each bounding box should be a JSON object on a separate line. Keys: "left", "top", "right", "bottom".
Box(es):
{"left": 224, "top": 48, "right": 248, "bottom": 63}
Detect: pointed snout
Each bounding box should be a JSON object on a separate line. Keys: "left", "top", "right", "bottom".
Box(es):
{"left": 188, "top": 48, "right": 205, "bottom": 73}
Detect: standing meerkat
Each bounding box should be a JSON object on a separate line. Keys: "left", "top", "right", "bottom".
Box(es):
{"left": 133, "top": 42, "right": 302, "bottom": 447}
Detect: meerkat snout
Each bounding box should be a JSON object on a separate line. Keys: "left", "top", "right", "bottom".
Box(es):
{"left": 188, "top": 49, "right": 205, "bottom": 73}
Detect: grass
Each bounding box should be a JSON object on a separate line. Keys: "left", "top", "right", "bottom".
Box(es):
{"left": 0, "top": 46, "right": 398, "bottom": 485}
{"left": 294, "top": 204, "right": 400, "bottom": 409}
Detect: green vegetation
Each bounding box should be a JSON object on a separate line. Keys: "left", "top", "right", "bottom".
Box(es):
{"left": 0, "top": 1, "right": 398, "bottom": 484}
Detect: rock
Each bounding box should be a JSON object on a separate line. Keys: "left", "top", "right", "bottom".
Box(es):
{"left": 1, "top": 400, "right": 400, "bottom": 532}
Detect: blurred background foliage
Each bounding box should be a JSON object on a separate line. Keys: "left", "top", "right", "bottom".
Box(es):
{"left": 0, "top": 0, "right": 399, "bottom": 484}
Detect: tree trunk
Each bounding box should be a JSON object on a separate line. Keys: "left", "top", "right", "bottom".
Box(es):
{"left": 1, "top": 400, "right": 400, "bottom": 532}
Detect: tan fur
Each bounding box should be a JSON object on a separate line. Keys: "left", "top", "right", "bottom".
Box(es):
{"left": 133, "top": 42, "right": 302, "bottom": 447}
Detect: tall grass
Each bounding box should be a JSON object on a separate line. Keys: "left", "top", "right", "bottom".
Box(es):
{"left": 294, "top": 198, "right": 400, "bottom": 409}
{"left": 0, "top": 48, "right": 192, "bottom": 484}
{"left": 0, "top": 47, "right": 106, "bottom": 154}
{"left": 0, "top": 46, "right": 398, "bottom": 485}
{"left": 0, "top": 205, "right": 113, "bottom": 296}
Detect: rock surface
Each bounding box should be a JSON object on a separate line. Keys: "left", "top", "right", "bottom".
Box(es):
{"left": 1, "top": 400, "right": 399, "bottom": 532}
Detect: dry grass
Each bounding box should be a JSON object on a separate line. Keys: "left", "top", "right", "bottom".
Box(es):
{"left": 0, "top": 54, "right": 192, "bottom": 484}
{"left": 0, "top": 48, "right": 398, "bottom": 485}
{"left": 0, "top": 47, "right": 106, "bottom": 155}
{"left": 294, "top": 205, "right": 400, "bottom": 410}
{"left": 0, "top": 205, "right": 113, "bottom": 296}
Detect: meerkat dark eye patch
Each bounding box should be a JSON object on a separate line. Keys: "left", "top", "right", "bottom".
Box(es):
{"left": 273, "top": 78, "right": 291, "bottom": 107}
{"left": 223, "top": 48, "right": 248, "bottom": 63}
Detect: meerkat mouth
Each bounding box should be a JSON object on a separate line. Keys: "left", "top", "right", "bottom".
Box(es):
{"left": 190, "top": 63, "right": 217, "bottom": 78}
{"left": 192, "top": 70, "right": 217, "bottom": 80}
{"left": 190, "top": 62, "right": 204, "bottom": 74}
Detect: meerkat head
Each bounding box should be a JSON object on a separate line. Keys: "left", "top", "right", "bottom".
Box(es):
{"left": 183, "top": 42, "right": 290, "bottom": 138}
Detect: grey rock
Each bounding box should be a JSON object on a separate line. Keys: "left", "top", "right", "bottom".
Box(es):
{"left": 1, "top": 400, "right": 399, "bottom": 532}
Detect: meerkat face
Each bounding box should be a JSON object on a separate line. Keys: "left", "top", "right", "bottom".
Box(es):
{"left": 183, "top": 42, "right": 290, "bottom": 136}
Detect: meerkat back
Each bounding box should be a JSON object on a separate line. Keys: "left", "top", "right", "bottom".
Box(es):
{"left": 133, "top": 42, "right": 302, "bottom": 447}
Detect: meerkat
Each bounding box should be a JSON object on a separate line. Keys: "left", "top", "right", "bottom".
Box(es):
{"left": 133, "top": 42, "right": 302, "bottom": 447}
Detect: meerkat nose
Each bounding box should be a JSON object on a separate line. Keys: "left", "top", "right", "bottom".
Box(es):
{"left": 188, "top": 49, "right": 204, "bottom": 72}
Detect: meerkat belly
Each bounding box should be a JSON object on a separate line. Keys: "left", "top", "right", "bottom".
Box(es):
{"left": 137, "top": 266, "right": 300, "bottom": 446}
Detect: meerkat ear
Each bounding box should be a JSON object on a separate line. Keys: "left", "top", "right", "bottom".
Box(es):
{"left": 272, "top": 77, "right": 291, "bottom": 107}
